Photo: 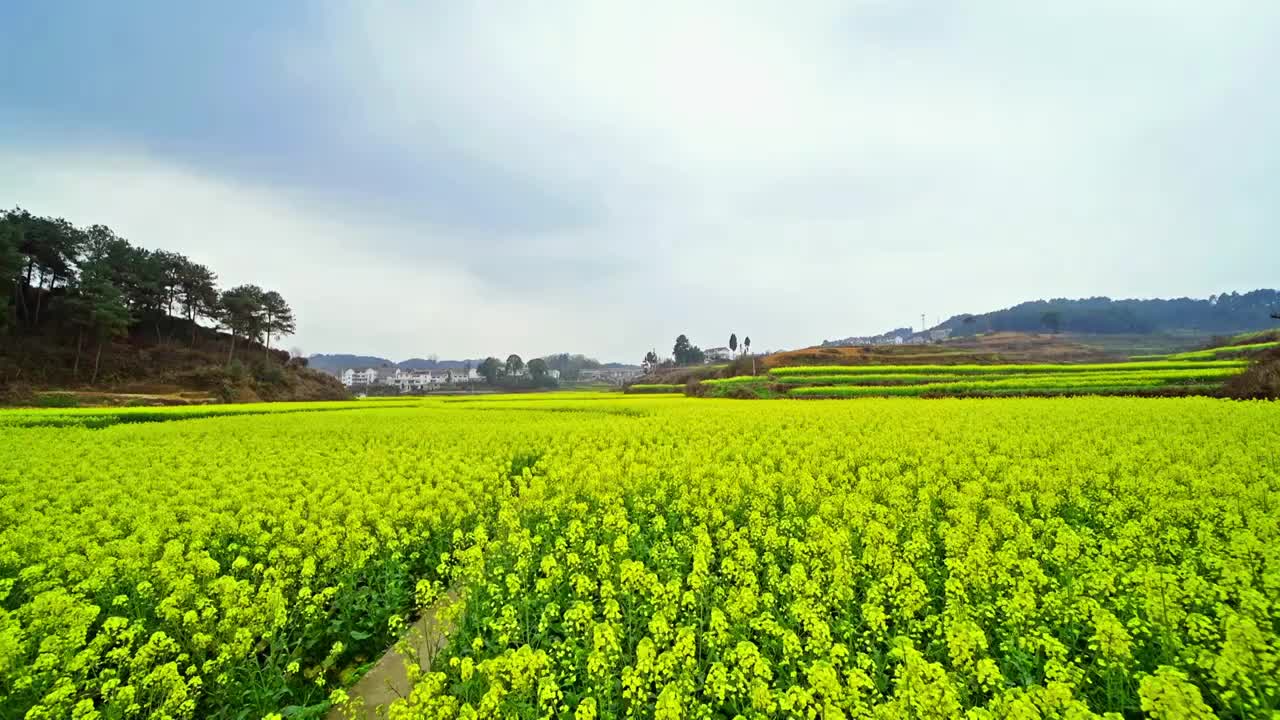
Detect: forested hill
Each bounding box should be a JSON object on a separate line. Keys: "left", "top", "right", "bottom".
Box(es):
{"left": 1, "top": 207, "right": 346, "bottom": 404}
{"left": 940, "top": 291, "right": 1280, "bottom": 336}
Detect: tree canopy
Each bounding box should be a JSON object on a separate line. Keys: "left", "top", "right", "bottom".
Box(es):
{"left": 505, "top": 354, "right": 525, "bottom": 375}
{"left": 527, "top": 358, "right": 549, "bottom": 379}
{"left": 672, "top": 334, "right": 706, "bottom": 365}
{"left": 477, "top": 357, "right": 502, "bottom": 383}
{"left": 261, "top": 290, "right": 296, "bottom": 355}
{"left": 539, "top": 353, "right": 602, "bottom": 382}
{"left": 2, "top": 207, "right": 295, "bottom": 364}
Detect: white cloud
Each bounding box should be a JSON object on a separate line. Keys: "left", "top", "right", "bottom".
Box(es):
{"left": 4, "top": 1, "right": 1278, "bottom": 359}
{"left": 0, "top": 148, "right": 652, "bottom": 358}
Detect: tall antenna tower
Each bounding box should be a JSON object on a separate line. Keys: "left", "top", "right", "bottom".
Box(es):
{"left": 921, "top": 313, "right": 927, "bottom": 332}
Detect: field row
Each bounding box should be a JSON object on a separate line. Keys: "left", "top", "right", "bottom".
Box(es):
{"left": 1132, "top": 339, "right": 1280, "bottom": 361}
{"left": 789, "top": 381, "right": 1223, "bottom": 398}
{"left": 0, "top": 399, "right": 425, "bottom": 428}
{"left": 766, "top": 360, "right": 1246, "bottom": 377}
{"left": 773, "top": 367, "right": 1240, "bottom": 386}
{"left": 626, "top": 384, "right": 685, "bottom": 394}
{"left": 692, "top": 359, "right": 1247, "bottom": 399}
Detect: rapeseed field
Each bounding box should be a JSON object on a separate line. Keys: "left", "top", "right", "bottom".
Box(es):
{"left": 1, "top": 395, "right": 1276, "bottom": 719}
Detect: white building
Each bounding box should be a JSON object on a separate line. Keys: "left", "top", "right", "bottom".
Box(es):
{"left": 429, "top": 368, "right": 480, "bottom": 384}
{"left": 383, "top": 370, "right": 426, "bottom": 392}
{"left": 382, "top": 367, "right": 480, "bottom": 392}
{"left": 579, "top": 367, "right": 644, "bottom": 385}
{"left": 340, "top": 368, "right": 380, "bottom": 386}
{"left": 705, "top": 347, "right": 731, "bottom": 362}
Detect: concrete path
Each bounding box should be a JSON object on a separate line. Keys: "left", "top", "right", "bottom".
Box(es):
{"left": 326, "top": 590, "right": 460, "bottom": 719}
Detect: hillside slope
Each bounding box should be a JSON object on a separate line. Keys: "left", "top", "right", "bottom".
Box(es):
{"left": 768, "top": 332, "right": 1118, "bottom": 368}
{"left": 685, "top": 333, "right": 1280, "bottom": 400}
{"left": 2, "top": 206, "right": 347, "bottom": 405}
{"left": 1, "top": 315, "right": 347, "bottom": 405}
{"left": 938, "top": 290, "right": 1278, "bottom": 336}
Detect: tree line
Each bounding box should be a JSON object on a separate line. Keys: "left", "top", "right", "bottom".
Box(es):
{"left": 644, "top": 332, "right": 753, "bottom": 370}
{"left": 475, "top": 354, "right": 557, "bottom": 388}
{"left": 1, "top": 207, "right": 295, "bottom": 382}
{"left": 944, "top": 292, "right": 1280, "bottom": 336}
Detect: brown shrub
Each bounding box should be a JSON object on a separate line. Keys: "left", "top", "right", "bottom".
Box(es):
{"left": 1223, "top": 351, "right": 1280, "bottom": 400}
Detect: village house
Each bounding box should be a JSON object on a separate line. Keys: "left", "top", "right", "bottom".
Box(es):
{"left": 705, "top": 347, "right": 731, "bottom": 362}
{"left": 340, "top": 368, "right": 380, "bottom": 386}
{"left": 382, "top": 367, "right": 481, "bottom": 392}
{"left": 579, "top": 367, "right": 644, "bottom": 385}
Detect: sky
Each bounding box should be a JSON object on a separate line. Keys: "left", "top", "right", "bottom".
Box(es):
{"left": 2, "top": 2, "right": 1277, "bottom": 362}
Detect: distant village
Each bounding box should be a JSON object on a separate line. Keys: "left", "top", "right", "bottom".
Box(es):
{"left": 821, "top": 326, "right": 952, "bottom": 347}
{"left": 340, "top": 366, "right": 485, "bottom": 391}
{"left": 337, "top": 365, "right": 644, "bottom": 391}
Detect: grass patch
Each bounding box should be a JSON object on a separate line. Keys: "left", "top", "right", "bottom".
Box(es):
{"left": 624, "top": 384, "right": 684, "bottom": 394}
{"left": 700, "top": 375, "right": 769, "bottom": 386}
{"left": 694, "top": 380, "right": 781, "bottom": 399}
{"left": 1156, "top": 340, "right": 1280, "bottom": 361}
{"left": 33, "top": 392, "right": 80, "bottom": 408}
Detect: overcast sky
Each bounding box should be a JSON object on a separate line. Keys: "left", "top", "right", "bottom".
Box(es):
{"left": 2, "top": 2, "right": 1277, "bottom": 361}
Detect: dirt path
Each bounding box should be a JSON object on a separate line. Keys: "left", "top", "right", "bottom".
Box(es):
{"left": 326, "top": 590, "right": 461, "bottom": 719}
{"left": 31, "top": 390, "right": 216, "bottom": 407}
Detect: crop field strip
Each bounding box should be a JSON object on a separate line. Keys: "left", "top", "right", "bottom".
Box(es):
{"left": 625, "top": 384, "right": 686, "bottom": 394}
{"left": 695, "top": 359, "right": 1247, "bottom": 399}
{"left": 766, "top": 360, "right": 1246, "bottom": 376}
{"left": 780, "top": 371, "right": 1242, "bottom": 398}
{"left": 770, "top": 368, "right": 1242, "bottom": 386}
{"left": 1131, "top": 340, "right": 1280, "bottom": 361}
{"left": 2, "top": 395, "right": 1278, "bottom": 719}
{"left": 788, "top": 382, "right": 1226, "bottom": 398}
{"left": 0, "top": 400, "right": 430, "bottom": 429}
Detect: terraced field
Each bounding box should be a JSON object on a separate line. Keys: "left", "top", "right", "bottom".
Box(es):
{"left": 700, "top": 360, "right": 1249, "bottom": 399}
{"left": 1132, "top": 340, "right": 1280, "bottom": 361}
{"left": 625, "top": 384, "right": 685, "bottom": 394}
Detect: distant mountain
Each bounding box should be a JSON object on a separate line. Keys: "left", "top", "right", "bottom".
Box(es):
{"left": 938, "top": 290, "right": 1279, "bottom": 337}
{"left": 823, "top": 327, "right": 913, "bottom": 347}
{"left": 307, "top": 354, "right": 395, "bottom": 374}
{"left": 308, "top": 354, "right": 485, "bottom": 375}
{"left": 396, "top": 358, "right": 486, "bottom": 371}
